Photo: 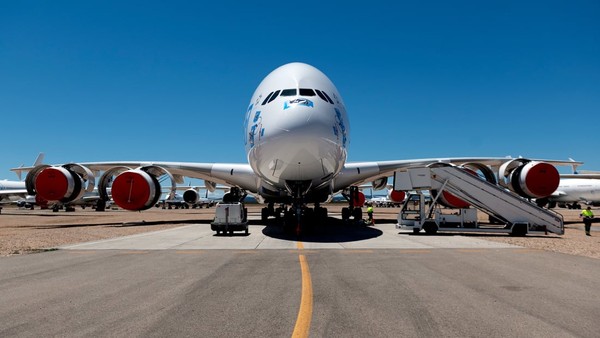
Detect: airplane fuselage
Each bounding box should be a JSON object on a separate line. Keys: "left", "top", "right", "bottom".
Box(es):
{"left": 244, "top": 63, "right": 349, "bottom": 199}
{"left": 552, "top": 178, "right": 600, "bottom": 203}
{"left": 0, "top": 180, "right": 25, "bottom": 191}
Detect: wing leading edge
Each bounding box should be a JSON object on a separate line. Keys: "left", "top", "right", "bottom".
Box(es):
{"left": 333, "top": 157, "right": 582, "bottom": 192}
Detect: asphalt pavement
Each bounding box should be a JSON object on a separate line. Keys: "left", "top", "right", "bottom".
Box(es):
{"left": 0, "top": 220, "right": 598, "bottom": 337}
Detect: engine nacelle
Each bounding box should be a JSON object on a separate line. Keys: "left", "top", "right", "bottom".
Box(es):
{"left": 35, "top": 194, "right": 49, "bottom": 208}
{"left": 99, "top": 165, "right": 175, "bottom": 211}
{"left": 428, "top": 163, "right": 473, "bottom": 208}
{"left": 110, "top": 169, "right": 161, "bottom": 211}
{"left": 183, "top": 189, "right": 200, "bottom": 204}
{"left": 354, "top": 191, "right": 365, "bottom": 207}
{"left": 28, "top": 164, "right": 95, "bottom": 203}
{"left": 387, "top": 190, "right": 406, "bottom": 203}
{"left": 498, "top": 159, "right": 559, "bottom": 198}
{"left": 371, "top": 177, "right": 388, "bottom": 191}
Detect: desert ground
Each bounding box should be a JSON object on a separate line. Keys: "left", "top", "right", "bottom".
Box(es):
{"left": 0, "top": 204, "right": 597, "bottom": 258}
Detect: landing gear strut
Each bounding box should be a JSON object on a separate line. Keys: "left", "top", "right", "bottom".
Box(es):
{"left": 260, "top": 182, "right": 329, "bottom": 235}
{"left": 341, "top": 186, "right": 362, "bottom": 222}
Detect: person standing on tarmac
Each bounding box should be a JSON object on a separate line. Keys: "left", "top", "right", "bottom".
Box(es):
{"left": 580, "top": 206, "right": 594, "bottom": 236}
{"left": 367, "top": 203, "right": 374, "bottom": 224}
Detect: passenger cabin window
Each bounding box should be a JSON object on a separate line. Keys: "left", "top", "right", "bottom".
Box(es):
{"left": 299, "top": 88, "right": 316, "bottom": 96}
{"left": 267, "top": 90, "right": 280, "bottom": 103}
{"left": 262, "top": 92, "right": 274, "bottom": 105}
{"left": 280, "top": 88, "right": 297, "bottom": 96}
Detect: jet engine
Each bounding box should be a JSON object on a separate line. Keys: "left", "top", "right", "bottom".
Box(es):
{"left": 183, "top": 188, "right": 200, "bottom": 204}
{"left": 35, "top": 194, "right": 48, "bottom": 208}
{"left": 498, "top": 159, "right": 559, "bottom": 198}
{"left": 427, "top": 163, "right": 474, "bottom": 208}
{"left": 26, "top": 164, "right": 95, "bottom": 203}
{"left": 387, "top": 189, "right": 406, "bottom": 203}
{"left": 99, "top": 165, "right": 176, "bottom": 211}
{"left": 354, "top": 191, "right": 366, "bottom": 208}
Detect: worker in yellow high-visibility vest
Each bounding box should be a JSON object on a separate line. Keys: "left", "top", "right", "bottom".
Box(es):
{"left": 367, "top": 204, "right": 374, "bottom": 224}
{"left": 580, "top": 207, "right": 594, "bottom": 236}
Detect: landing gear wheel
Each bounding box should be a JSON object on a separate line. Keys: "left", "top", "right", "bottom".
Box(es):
{"left": 352, "top": 208, "right": 363, "bottom": 221}
{"left": 261, "top": 207, "right": 269, "bottom": 222}
{"left": 341, "top": 207, "right": 350, "bottom": 221}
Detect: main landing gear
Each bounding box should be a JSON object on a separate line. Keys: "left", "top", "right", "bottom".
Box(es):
{"left": 341, "top": 186, "right": 363, "bottom": 222}
{"left": 260, "top": 181, "right": 329, "bottom": 235}
{"left": 261, "top": 202, "right": 329, "bottom": 234}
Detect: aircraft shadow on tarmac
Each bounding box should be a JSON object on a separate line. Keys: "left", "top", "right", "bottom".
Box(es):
{"left": 260, "top": 217, "right": 383, "bottom": 243}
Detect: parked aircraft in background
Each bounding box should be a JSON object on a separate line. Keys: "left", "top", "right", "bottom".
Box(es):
{"left": 1, "top": 154, "right": 46, "bottom": 208}
{"left": 0, "top": 179, "right": 28, "bottom": 205}
{"left": 156, "top": 188, "right": 216, "bottom": 209}
{"left": 13, "top": 63, "right": 580, "bottom": 228}
{"left": 537, "top": 177, "right": 600, "bottom": 209}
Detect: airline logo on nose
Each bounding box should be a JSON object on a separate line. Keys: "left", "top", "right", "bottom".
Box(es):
{"left": 284, "top": 99, "right": 314, "bottom": 110}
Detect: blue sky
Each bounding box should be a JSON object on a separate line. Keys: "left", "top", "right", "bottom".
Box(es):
{"left": 1, "top": 1, "right": 599, "bottom": 180}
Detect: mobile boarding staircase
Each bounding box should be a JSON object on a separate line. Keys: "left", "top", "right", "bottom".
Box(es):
{"left": 395, "top": 167, "right": 563, "bottom": 236}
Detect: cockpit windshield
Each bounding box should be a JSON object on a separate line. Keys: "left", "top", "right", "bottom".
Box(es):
{"left": 280, "top": 89, "right": 297, "bottom": 96}
{"left": 261, "top": 88, "right": 334, "bottom": 105}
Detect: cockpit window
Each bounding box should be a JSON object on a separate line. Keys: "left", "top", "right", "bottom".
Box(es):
{"left": 299, "top": 88, "right": 316, "bottom": 96}
{"left": 267, "top": 90, "right": 280, "bottom": 103}
{"left": 315, "top": 89, "right": 328, "bottom": 103}
{"left": 262, "top": 92, "right": 274, "bottom": 105}
{"left": 321, "top": 90, "right": 334, "bottom": 104}
{"left": 280, "top": 88, "right": 297, "bottom": 97}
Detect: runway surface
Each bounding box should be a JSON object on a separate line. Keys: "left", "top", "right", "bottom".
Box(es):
{"left": 59, "top": 222, "right": 518, "bottom": 251}
{"left": 1, "top": 220, "right": 598, "bottom": 337}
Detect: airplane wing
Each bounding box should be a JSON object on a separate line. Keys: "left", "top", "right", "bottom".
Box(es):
{"left": 14, "top": 161, "right": 259, "bottom": 193}
{"left": 333, "top": 157, "right": 581, "bottom": 191}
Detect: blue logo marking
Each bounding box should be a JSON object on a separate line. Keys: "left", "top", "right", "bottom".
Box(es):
{"left": 284, "top": 98, "right": 314, "bottom": 110}
{"left": 334, "top": 108, "right": 347, "bottom": 148}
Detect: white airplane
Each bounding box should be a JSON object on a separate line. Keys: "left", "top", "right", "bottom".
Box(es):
{"left": 537, "top": 177, "right": 600, "bottom": 209}
{"left": 1, "top": 154, "right": 45, "bottom": 207}
{"left": 0, "top": 179, "right": 27, "bottom": 203}
{"left": 13, "top": 63, "right": 579, "bottom": 226}
{"left": 156, "top": 188, "right": 215, "bottom": 209}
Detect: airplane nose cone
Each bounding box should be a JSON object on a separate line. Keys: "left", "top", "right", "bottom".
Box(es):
{"left": 250, "top": 104, "right": 344, "bottom": 183}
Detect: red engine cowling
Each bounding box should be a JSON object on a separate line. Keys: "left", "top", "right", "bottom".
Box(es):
{"left": 34, "top": 167, "right": 82, "bottom": 202}
{"left": 387, "top": 190, "right": 406, "bottom": 203}
{"left": 31, "top": 163, "right": 95, "bottom": 203}
{"left": 354, "top": 191, "right": 365, "bottom": 207}
{"left": 500, "top": 160, "right": 559, "bottom": 198}
{"left": 428, "top": 164, "right": 476, "bottom": 208}
{"left": 35, "top": 194, "right": 49, "bottom": 208}
{"left": 111, "top": 169, "right": 161, "bottom": 211}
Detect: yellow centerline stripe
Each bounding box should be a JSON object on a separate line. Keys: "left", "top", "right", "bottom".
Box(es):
{"left": 292, "top": 254, "right": 313, "bottom": 338}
